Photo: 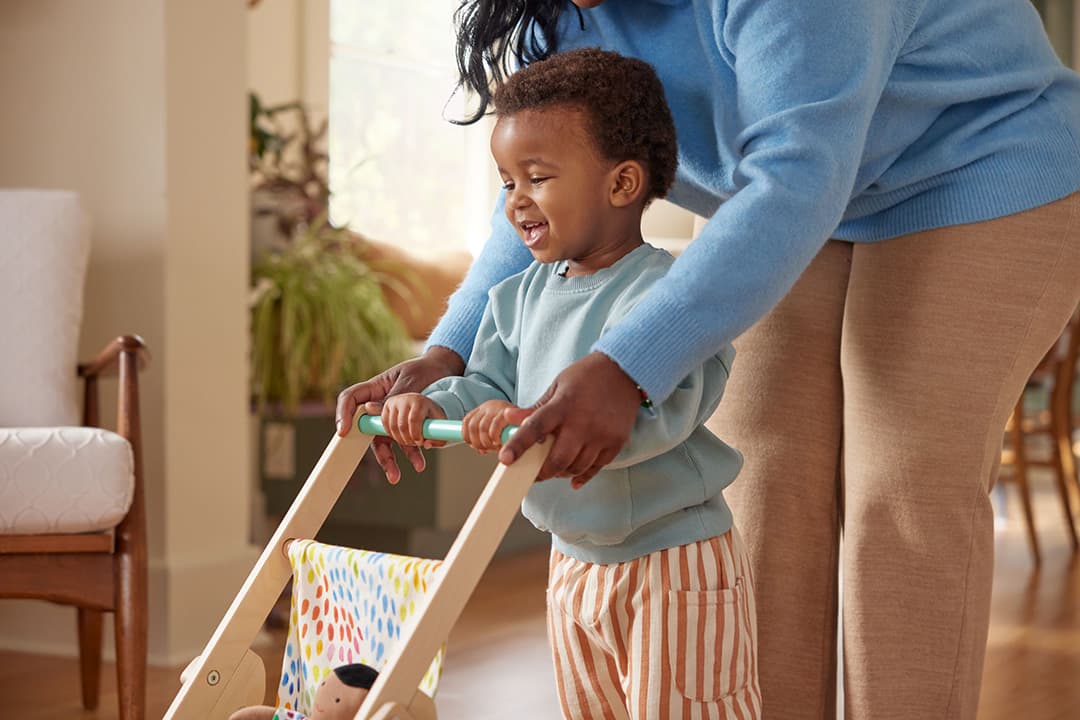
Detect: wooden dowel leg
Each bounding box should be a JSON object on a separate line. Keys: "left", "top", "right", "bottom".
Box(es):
{"left": 77, "top": 607, "right": 104, "bottom": 710}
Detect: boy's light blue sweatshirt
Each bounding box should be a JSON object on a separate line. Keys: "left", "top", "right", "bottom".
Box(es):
{"left": 424, "top": 244, "right": 742, "bottom": 564}
{"left": 428, "top": 0, "right": 1080, "bottom": 402}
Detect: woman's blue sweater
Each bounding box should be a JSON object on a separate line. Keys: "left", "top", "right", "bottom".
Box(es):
{"left": 429, "top": 0, "right": 1080, "bottom": 401}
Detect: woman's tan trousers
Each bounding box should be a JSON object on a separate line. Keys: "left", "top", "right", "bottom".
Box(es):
{"left": 709, "top": 194, "right": 1080, "bottom": 719}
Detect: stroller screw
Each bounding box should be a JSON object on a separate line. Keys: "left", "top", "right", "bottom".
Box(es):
{"left": 207, "top": 670, "right": 220, "bottom": 686}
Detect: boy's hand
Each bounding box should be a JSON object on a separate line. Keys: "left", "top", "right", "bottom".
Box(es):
{"left": 376, "top": 395, "right": 447, "bottom": 479}
{"left": 335, "top": 347, "right": 465, "bottom": 484}
{"left": 462, "top": 400, "right": 517, "bottom": 453}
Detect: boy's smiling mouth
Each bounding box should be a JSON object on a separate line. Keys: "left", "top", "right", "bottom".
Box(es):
{"left": 519, "top": 220, "right": 549, "bottom": 247}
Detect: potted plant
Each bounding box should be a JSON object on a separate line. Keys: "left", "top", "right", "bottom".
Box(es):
{"left": 248, "top": 93, "right": 435, "bottom": 548}
{"left": 249, "top": 217, "right": 412, "bottom": 416}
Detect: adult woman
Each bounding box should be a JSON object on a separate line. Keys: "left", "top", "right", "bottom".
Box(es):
{"left": 337, "top": 1, "right": 1080, "bottom": 717}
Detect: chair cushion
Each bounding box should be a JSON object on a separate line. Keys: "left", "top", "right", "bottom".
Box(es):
{"left": 0, "top": 190, "right": 91, "bottom": 427}
{"left": 0, "top": 427, "right": 134, "bottom": 534}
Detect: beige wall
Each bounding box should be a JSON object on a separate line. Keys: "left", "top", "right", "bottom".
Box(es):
{"left": 0, "top": 0, "right": 254, "bottom": 666}
{"left": 248, "top": 0, "right": 328, "bottom": 117}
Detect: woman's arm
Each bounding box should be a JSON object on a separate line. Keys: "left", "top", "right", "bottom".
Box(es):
{"left": 425, "top": 191, "right": 533, "bottom": 363}
{"left": 502, "top": 0, "right": 907, "bottom": 481}
{"left": 424, "top": 297, "right": 519, "bottom": 420}
{"left": 604, "top": 348, "right": 733, "bottom": 472}
{"left": 594, "top": 0, "right": 906, "bottom": 402}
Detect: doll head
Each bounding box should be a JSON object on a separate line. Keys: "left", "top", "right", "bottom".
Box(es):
{"left": 309, "top": 663, "right": 379, "bottom": 719}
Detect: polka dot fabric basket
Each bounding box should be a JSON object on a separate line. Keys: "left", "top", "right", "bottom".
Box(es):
{"left": 275, "top": 539, "right": 445, "bottom": 716}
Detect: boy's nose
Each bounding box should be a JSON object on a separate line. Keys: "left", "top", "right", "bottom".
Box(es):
{"left": 508, "top": 188, "right": 532, "bottom": 208}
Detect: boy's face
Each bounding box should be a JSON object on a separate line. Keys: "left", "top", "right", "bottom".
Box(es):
{"left": 491, "top": 107, "right": 620, "bottom": 266}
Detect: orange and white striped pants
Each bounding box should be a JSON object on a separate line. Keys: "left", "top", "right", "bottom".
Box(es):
{"left": 547, "top": 530, "right": 761, "bottom": 720}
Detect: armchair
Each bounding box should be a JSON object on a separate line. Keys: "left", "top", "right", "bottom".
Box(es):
{"left": 0, "top": 190, "right": 150, "bottom": 719}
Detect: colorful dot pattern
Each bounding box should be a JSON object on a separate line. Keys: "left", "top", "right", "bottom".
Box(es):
{"left": 271, "top": 710, "right": 305, "bottom": 720}
{"left": 274, "top": 539, "right": 445, "bottom": 715}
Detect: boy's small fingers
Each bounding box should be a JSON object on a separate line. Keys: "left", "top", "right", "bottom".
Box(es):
{"left": 503, "top": 406, "right": 534, "bottom": 426}
{"left": 412, "top": 409, "right": 426, "bottom": 446}
{"left": 486, "top": 414, "right": 502, "bottom": 446}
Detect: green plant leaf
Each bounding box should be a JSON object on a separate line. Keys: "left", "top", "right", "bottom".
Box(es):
{"left": 250, "top": 218, "right": 412, "bottom": 415}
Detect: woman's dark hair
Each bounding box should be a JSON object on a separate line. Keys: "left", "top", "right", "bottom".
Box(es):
{"left": 492, "top": 48, "right": 679, "bottom": 201}
{"left": 333, "top": 663, "right": 379, "bottom": 690}
{"left": 452, "top": 0, "right": 583, "bottom": 125}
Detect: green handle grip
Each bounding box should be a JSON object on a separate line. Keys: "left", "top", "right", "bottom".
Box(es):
{"left": 357, "top": 414, "right": 518, "bottom": 445}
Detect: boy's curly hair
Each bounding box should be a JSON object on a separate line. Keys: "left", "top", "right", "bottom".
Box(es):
{"left": 492, "top": 47, "right": 678, "bottom": 202}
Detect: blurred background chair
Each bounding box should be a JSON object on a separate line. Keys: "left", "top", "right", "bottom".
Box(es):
{"left": 0, "top": 190, "right": 149, "bottom": 719}
{"left": 1000, "top": 305, "right": 1080, "bottom": 564}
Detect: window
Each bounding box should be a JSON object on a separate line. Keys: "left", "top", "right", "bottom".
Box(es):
{"left": 328, "top": 1, "right": 494, "bottom": 257}
{"left": 327, "top": 1, "right": 697, "bottom": 258}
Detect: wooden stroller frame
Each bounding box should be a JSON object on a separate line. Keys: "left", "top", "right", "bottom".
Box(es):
{"left": 164, "top": 414, "right": 548, "bottom": 720}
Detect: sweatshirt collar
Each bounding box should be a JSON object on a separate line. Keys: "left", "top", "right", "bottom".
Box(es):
{"left": 546, "top": 243, "right": 656, "bottom": 293}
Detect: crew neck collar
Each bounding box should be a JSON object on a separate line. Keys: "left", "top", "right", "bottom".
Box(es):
{"left": 546, "top": 243, "right": 655, "bottom": 292}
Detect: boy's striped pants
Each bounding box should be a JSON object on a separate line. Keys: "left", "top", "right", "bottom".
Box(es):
{"left": 547, "top": 529, "right": 761, "bottom": 720}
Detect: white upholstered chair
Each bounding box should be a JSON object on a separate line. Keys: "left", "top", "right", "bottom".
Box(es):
{"left": 0, "top": 190, "right": 149, "bottom": 719}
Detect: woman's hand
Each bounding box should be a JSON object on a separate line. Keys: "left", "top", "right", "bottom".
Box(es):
{"left": 335, "top": 346, "right": 465, "bottom": 484}
{"left": 500, "top": 352, "right": 641, "bottom": 488}
{"left": 462, "top": 400, "right": 517, "bottom": 453}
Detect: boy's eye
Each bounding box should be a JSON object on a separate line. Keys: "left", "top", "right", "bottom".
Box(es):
{"left": 501, "top": 182, "right": 515, "bottom": 191}
{"left": 529, "top": 176, "right": 549, "bottom": 185}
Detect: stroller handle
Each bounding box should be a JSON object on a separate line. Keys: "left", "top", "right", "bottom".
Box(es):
{"left": 357, "top": 414, "right": 519, "bottom": 445}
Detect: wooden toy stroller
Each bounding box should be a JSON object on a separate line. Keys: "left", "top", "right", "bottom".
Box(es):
{"left": 164, "top": 414, "right": 548, "bottom": 720}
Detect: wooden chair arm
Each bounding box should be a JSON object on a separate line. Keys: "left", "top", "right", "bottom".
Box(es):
{"left": 77, "top": 334, "right": 149, "bottom": 566}
{"left": 78, "top": 335, "right": 150, "bottom": 379}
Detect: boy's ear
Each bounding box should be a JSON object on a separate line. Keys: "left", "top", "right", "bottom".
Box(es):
{"left": 609, "top": 160, "right": 647, "bottom": 208}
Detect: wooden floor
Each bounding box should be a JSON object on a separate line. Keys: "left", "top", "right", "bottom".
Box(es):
{"left": 1, "top": 477, "right": 1078, "bottom": 719}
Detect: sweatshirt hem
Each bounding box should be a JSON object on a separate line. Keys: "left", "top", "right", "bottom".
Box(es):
{"left": 549, "top": 499, "right": 733, "bottom": 565}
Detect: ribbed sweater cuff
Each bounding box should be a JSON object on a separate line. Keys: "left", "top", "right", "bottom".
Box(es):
{"left": 424, "top": 297, "right": 487, "bottom": 364}
{"left": 593, "top": 294, "right": 704, "bottom": 403}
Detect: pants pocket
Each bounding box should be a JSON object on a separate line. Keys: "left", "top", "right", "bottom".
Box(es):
{"left": 665, "top": 577, "right": 753, "bottom": 701}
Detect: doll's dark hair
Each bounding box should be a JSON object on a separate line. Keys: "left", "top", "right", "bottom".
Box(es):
{"left": 492, "top": 48, "right": 678, "bottom": 201}
{"left": 333, "top": 663, "right": 380, "bottom": 690}
{"left": 452, "top": 0, "right": 579, "bottom": 124}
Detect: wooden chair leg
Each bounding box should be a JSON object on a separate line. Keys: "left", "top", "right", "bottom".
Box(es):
{"left": 115, "top": 550, "right": 148, "bottom": 720}
{"left": 1050, "top": 392, "right": 1080, "bottom": 550}
{"left": 1009, "top": 403, "right": 1042, "bottom": 564}
{"left": 77, "top": 607, "right": 104, "bottom": 709}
